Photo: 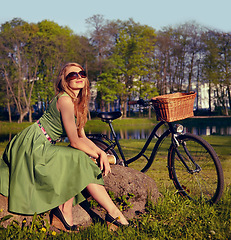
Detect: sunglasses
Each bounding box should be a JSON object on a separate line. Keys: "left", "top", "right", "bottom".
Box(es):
{"left": 65, "top": 71, "right": 87, "bottom": 81}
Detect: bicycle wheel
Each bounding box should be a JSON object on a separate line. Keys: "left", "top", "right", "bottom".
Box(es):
{"left": 168, "top": 133, "right": 224, "bottom": 203}
{"left": 89, "top": 138, "right": 120, "bottom": 162}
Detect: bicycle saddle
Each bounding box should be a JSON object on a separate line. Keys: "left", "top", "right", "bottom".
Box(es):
{"left": 97, "top": 111, "right": 122, "bottom": 122}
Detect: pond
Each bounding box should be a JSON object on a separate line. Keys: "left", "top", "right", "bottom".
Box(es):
{"left": 86, "top": 116, "right": 231, "bottom": 140}
{"left": 180, "top": 116, "right": 231, "bottom": 136}
{"left": 0, "top": 117, "right": 230, "bottom": 142}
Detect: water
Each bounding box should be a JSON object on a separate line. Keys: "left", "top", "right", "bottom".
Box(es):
{"left": 87, "top": 125, "right": 231, "bottom": 140}
{"left": 86, "top": 117, "right": 231, "bottom": 140}
{"left": 1, "top": 117, "right": 231, "bottom": 142}
{"left": 181, "top": 117, "right": 231, "bottom": 137}
{"left": 184, "top": 125, "right": 231, "bottom": 136}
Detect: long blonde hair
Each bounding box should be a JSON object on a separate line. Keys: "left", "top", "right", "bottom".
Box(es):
{"left": 56, "top": 62, "right": 90, "bottom": 132}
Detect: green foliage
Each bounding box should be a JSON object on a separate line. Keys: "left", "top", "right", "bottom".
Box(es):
{"left": 117, "top": 193, "right": 134, "bottom": 211}
{"left": 0, "top": 214, "right": 13, "bottom": 225}
{"left": 0, "top": 213, "right": 53, "bottom": 239}
{"left": 1, "top": 17, "right": 231, "bottom": 119}
{"left": 202, "top": 31, "right": 231, "bottom": 113}
{"left": 108, "top": 190, "right": 134, "bottom": 211}
{"left": 89, "top": 199, "right": 99, "bottom": 208}
{"left": 110, "top": 20, "right": 157, "bottom": 90}
{"left": 93, "top": 19, "right": 158, "bottom": 115}
{"left": 134, "top": 79, "right": 159, "bottom": 100}
{"left": 97, "top": 73, "right": 118, "bottom": 103}
{"left": 0, "top": 18, "right": 96, "bottom": 121}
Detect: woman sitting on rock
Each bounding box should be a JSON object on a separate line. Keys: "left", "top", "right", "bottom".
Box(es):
{"left": 0, "top": 62, "right": 129, "bottom": 231}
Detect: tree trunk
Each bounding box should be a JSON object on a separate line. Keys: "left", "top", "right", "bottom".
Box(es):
{"left": 7, "top": 101, "right": 12, "bottom": 123}
{"left": 88, "top": 110, "right": 91, "bottom": 121}
{"left": 226, "top": 85, "right": 231, "bottom": 115}
{"left": 162, "top": 58, "right": 167, "bottom": 95}
{"left": 29, "top": 108, "right": 32, "bottom": 122}
{"left": 6, "top": 86, "right": 12, "bottom": 122}
{"left": 18, "top": 109, "right": 29, "bottom": 123}
{"left": 123, "top": 101, "right": 127, "bottom": 118}
{"left": 208, "top": 82, "right": 212, "bottom": 113}
{"left": 100, "top": 99, "right": 105, "bottom": 112}
{"left": 107, "top": 102, "right": 110, "bottom": 112}
{"left": 120, "top": 100, "right": 126, "bottom": 118}
{"left": 148, "top": 105, "right": 151, "bottom": 119}
{"left": 188, "top": 53, "right": 195, "bottom": 92}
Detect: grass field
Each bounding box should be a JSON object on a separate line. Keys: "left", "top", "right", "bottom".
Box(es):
{"left": 0, "top": 120, "right": 231, "bottom": 239}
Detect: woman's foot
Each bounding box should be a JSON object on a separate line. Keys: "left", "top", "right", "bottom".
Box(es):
{"left": 59, "top": 206, "right": 73, "bottom": 226}
{"left": 105, "top": 212, "right": 129, "bottom": 231}
{"left": 50, "top": 207, "right": 78, "bottom": 232}
{"left": 107, "top": 209, "right": 129, "bottom": 225}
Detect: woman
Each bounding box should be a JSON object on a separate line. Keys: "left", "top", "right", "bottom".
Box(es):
{"left": 0, "top": 62, "right": 128, "bottom": 231}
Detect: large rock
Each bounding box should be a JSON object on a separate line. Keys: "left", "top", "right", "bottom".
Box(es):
{"left": 0, "top": 165, "right": 160, "bottom": 228}
{"left": 103, "top": 165, "right": 160, "bottom": 219}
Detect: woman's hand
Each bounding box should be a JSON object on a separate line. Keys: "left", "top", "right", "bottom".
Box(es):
{"left": 98, "top": 151, "right": 111, "bottom": 176}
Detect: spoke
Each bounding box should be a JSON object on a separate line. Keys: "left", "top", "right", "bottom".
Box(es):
{"left": 170, "top": 134, "right": 222, "bottom": 203}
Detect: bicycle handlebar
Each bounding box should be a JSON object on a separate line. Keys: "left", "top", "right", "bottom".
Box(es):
{"left": 128, "top": 99, "right": 150, "bottom": 106}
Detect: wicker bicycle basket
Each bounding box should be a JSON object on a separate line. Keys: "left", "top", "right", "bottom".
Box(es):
{"left": 152, "top": 92, "right": 196, "bottom": 122}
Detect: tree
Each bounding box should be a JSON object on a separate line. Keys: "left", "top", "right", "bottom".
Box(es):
{"left": 86, "top": 14, "right": 111, "bottom": 75}
{"left": 217, "top": 33, "right": 231, "bottom": 115}
{"left": 156, "top": 22, "right": 205, "bottom": 95}
{"left": 202, "top": 31, "right": 231, "bottom": 115}
{"left": 96, "top": 73, "right": 118, "bottom": 111}
{"left": 0, "top": 18, "right": 96, "bottom": 122}
{"left": 35, "top": 20, "right": 75, "bottom": 107}
{"left": 176, "top": 22, "right": 204, "bottom": 92}
{"left": 109, "top": 19, "right": 157, "bottom": 117}
{"left": 0, "top": 18, "right": 41, "bottom": 122}
{"left": 156, "top": 27, "right": 174, "bottom": 94}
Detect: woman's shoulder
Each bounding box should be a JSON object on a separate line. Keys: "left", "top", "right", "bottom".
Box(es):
{"left": 57, "top": 92, "right": 72, "bottom": 103}
{"left": 58, "top": 92, "right": 71, "bottom": 98}
{"left": 56, "top": 92, "right": 74, "bottom": 112}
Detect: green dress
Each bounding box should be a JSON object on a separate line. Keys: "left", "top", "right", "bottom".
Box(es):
{"left": 0, "top": 93, "right": 104, "bottom": 215}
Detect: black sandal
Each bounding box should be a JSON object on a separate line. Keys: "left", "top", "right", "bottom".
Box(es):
{"left": 105, "top": 213, "right": 128, "bottom": 231}
{"left": 50, "top": 207, "right": 79, "bottom": 232}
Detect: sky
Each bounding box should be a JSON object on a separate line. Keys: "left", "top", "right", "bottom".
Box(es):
{"left": 1, "top": 0, "right": 231, "bottom": 35}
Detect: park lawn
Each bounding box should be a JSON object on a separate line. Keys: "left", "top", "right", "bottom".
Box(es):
{"left": 0, "top": 120, "right": 231, "bottom": 239}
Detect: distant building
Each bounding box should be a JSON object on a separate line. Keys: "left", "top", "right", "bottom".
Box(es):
{"left": 193, "top": 82, "right": 230, "bottom": 113}
{"left": 89, "top": 81, "right": 97, "bottom": 111}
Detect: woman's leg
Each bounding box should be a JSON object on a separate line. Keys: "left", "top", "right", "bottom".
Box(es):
{"left": 58, "top": 183, "right": 128, "bottom": 226}
{"left": 86, "top": 183, "right": 129, "bottom": 225}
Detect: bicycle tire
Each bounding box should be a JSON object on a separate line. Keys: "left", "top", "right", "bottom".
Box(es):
{"left": 89, "top": 138, "right": 120, "bottom": 162}
{"left": 168, "top": 133, "right": 224, "bottom": 204}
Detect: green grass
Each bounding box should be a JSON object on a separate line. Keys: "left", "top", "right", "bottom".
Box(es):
{"left": 1, "top": 189, "right": 231, "bottom": 239}
{"left": 0, "top": 120, "right": 231, "bottom": 239}
{"left": 0, "top": 121, "right": 33, "bottom": 134}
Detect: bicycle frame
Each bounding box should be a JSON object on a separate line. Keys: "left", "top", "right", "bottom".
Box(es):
{"left": 88, "top": 120, "right": 176, "bottom": 172}
{"left": 124, "top": 121, "right": 172, "bottom": 172}
{"left": 87, "top": 110, "right": 204, "bottom": 174}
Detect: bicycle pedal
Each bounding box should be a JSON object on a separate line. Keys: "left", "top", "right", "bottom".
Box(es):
{"left": 116, "top": 159, "right": 125, "bottom": 166}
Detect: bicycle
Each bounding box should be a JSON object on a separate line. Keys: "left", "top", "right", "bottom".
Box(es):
{"left": 87, "top": 93, "right": 224, "bottom": 204}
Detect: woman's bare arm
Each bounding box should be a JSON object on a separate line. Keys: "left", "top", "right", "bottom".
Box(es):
{"left": 57, "top": 96, "right": 111, "bottom": 175}
{"left": 78, "top": 128, "right": 111, "bottom": 173}
{"left": 57, "top": 96, "right": 98, "bottom": 157}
